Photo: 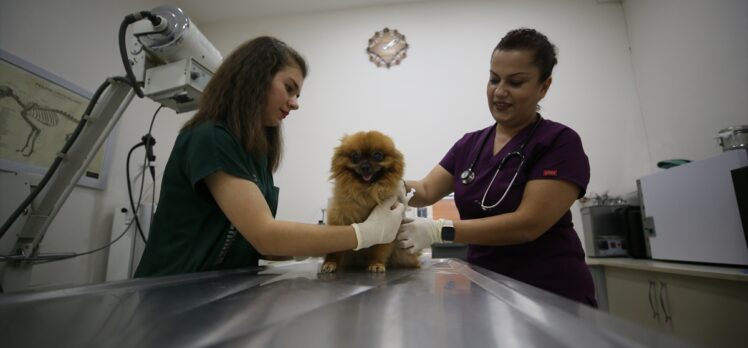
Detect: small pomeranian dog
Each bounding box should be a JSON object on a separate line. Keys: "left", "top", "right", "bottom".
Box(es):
{"left": 321, "top": 131, "right": 420, "bottom": 273}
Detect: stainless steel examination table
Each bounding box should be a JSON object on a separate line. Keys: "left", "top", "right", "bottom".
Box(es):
{"left": 0, "top": 258, "right": 692, "bottom": 347}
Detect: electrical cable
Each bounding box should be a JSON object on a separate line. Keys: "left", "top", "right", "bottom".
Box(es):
{"left": 126, "top": 105, "right": 162, "bottom": 243}
{"left": 0, "top": 165, "right": 160, "bottom": 264}
{"left": 146, "top": 105, "right": 162, "bottom": 223}
{"left": 27, "top": 212, "right": 137, "bottom": 265}
{"left": 151, "top": 170, "right": 157, "bottom": 223}
{"left": 0, "top": 77, "right": 131, "bottom": 240}
{"left": 119, "top": 11, "right": 161, "bottom": 99}
{"left": 0, "top": 185, "right": 149, "bottom": 264}
{"left": 136, "top": 145, "right": 149, "bottom": 243}
{"left": 0, "top": 78, "right": 150, "bottom": 262}
{"left": 126, "top": 143, "right": 147, "bottom": 243}
{"left": 118, "top": 28, "right": 164, "bottom": 241}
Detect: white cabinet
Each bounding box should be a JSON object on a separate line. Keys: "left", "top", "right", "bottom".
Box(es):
{"left": 602, "top": 263, "right": 748, "bottom": 348}
{"left": 605, "top": 267, "right": 661, "bottom": 330}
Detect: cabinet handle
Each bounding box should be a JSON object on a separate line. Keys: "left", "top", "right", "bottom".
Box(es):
{"left": 659, "top": 281, "right": 672, "bottom": 323}
{"left": 648, "top": 280, "right": 660, "bottom": 319}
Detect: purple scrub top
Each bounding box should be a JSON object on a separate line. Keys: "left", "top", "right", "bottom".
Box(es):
{"left": 440, "top": 115, "right": 597, "bottom": 306}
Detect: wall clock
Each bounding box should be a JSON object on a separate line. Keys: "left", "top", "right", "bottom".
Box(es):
{"left": 366, "top": 28, "right": 409, "bottom": 68}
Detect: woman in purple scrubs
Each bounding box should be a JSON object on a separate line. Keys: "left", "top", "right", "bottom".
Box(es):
{"left": 397, "top": 28, "right": 596, "bottom": 306}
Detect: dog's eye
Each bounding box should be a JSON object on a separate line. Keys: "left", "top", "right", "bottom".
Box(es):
{"left": 372, "top": 151, "right": 384, "bottom": 161}
{"left": 351, "top": 152, "right": 361, "bottom": 163}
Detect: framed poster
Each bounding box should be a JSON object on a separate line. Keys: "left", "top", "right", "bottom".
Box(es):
{"left": 0, "top": 49, "right": 114, "bottom": 189}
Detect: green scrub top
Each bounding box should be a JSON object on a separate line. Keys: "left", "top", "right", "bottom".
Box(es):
{"left": 134, "top": 121, "right": 279, "bottom": 278}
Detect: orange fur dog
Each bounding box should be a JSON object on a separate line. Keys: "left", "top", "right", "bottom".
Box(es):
{"left": 321, "top": 131, "right": 420, "bottom": 273}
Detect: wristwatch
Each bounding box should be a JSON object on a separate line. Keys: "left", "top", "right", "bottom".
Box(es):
{"left": 440, "top": 220, "right": 455, "bottom": 243}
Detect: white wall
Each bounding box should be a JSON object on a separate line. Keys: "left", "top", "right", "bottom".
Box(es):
{"left": 0, "top": 0, "right": 641, "bottom": 290}
{"left": 2, "top": 0, "right": 742, "bottom": 290}
{"left": 622, "top": 0, "right": 748, "bottom": 163}
{"left": 200, "top": 0, "right": 644, "bottom": 227}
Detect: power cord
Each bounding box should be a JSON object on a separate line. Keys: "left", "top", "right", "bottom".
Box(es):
{"left": 146, "top": 105, "right": 161, "bottom": 223}
{"left": 126, "top": 105, "right": 163, "bottom": 243}
{"left": 0, "top": 161, "right": 161, "bottom": 265}
{"left": 23, "top": 209, "right": 138, "bottom": 265}
{"left": 118, "top": 11, "right": 161, "bottom": 98}
{"left": 0, "top": 191, "right": 147, "bottom": 265}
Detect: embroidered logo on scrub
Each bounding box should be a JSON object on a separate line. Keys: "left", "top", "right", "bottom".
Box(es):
{"left": 543, "top": 169, "right": 558, "bottom": 177}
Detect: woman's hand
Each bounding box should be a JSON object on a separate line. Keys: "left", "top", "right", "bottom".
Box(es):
{"left": 352, "top": 196, "right": 405, "bottom": 250}
{"left": 397, "top": 218, "right": 445, "bottom": 254}
{"left": 397, "top": 180, "right": 408, "bottom": 204}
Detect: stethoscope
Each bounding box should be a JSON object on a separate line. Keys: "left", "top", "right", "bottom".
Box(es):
{"left": 460, "top": 116, "right": 542, "bottom": 211}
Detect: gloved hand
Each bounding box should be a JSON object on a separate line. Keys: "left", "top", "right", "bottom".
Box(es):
{"left": 396, "top": 180, "right": 408, "bottom": 204}
{"left": 352, "top": 196, "right": 405, "bottom": 250}
{"left": 396, "top": 180, "right": 416, "bottom": 219}
{"left": 396, "top": 218, "right": 447, "bottom": 254}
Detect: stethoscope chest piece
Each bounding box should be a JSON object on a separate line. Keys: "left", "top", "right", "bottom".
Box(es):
{"left": 460, "top": 169, "right": 475, "bottom": 185}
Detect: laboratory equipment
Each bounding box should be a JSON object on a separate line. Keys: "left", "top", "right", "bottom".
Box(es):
{"left": 0, "top": 6, "right": 221, "bottom": 287}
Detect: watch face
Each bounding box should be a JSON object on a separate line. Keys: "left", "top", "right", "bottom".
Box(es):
{"left": 366, "top": 28, "right": 409, "bottom": 68}
{"left": 442, "top": 226, "right": 456, "bottom": 242}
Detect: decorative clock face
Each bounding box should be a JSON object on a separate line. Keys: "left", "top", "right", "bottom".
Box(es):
{"left": 366, "top": 28, "right": 409, "bottom": 68}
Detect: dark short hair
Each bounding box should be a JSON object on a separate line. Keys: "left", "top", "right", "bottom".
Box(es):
{"left": 184, "top": 36, "right": 307, "bottom": 172}
{"left": 495, "top": 28, "right": 557, "bottom": 81}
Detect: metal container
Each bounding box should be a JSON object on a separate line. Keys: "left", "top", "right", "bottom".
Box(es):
{"left": 717, "top": 125, "right": 748, "bottom": 151}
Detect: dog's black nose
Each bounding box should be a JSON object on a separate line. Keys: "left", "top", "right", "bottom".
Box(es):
{"left": 359, "top": 162, "right": 371, "bottom": 174}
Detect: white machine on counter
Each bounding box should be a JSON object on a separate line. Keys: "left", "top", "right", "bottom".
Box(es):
{"left": 0, "top": 6, "right": 221, "bottom": 289}
{"left": 637, "top": 149, "right": 748, "bottom": 266}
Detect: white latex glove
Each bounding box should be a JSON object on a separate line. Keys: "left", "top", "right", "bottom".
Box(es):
{"left": 396, "top": 218, "right": 446, "bottom": 254}
{"left": 352, "top": 196, "right": 405, "bottom": 250}
{"left": 396, "top": 180, "right": 408, "bottom": 204}
{"left": 396, "top": 180, "right": 416, "bottom": 220}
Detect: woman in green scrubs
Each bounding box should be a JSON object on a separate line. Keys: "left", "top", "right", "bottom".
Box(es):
{"left": 135, "top": 37, "right": 404, "bottom": 277}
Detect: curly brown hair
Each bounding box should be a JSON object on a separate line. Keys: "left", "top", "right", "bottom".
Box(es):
{"left": 183, "top": 36, "right": 307, "bottom": 172}
{"left": 495, "top": 28, "right": 557, "bottom": 82}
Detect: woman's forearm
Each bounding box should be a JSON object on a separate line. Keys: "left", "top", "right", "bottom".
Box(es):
{"left": 405, "top": 180, "right": 432, "bottom": 207}
{"left": 406, "top": 165, "right": 454, "bottom": 207}
{"left": 453, "top": 211, "right": 544, "bottom": 245}
{"left": 452, "top": 180, "right": 580, "bottom": 246}
{"left": 249, "top": 220, "right": 357, "bottom": 256}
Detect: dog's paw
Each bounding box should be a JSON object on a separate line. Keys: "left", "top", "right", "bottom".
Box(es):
{"left": 320, "top": 262, "right": 337, "bottom": 273}
{"left": 367, "top": 263, "right": 386, "bottom": 273}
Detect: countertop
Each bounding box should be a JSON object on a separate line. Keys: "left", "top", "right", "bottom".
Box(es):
{"left": 587, "top": 257, "right": 748, "bottom": 282}
{"left": 0, "top": 258, "right": 693, "bottom": 347}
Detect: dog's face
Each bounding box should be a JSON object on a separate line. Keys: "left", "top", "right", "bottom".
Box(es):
{"left": 331, "top": 131, "right": 404, "bottom": 189}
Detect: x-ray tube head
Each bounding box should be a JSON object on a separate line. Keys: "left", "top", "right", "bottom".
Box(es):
{"left": 134, "top": 5, "right": 222, "bottom": 73}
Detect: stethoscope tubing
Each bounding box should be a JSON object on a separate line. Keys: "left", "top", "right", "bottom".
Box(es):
{"left": 478, "top": 151, "right": 525, "bottom": 210}
{"left": 461, "top": 116, "right": 542, "bottom": 211}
